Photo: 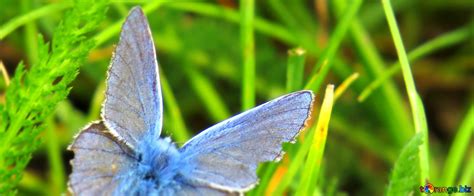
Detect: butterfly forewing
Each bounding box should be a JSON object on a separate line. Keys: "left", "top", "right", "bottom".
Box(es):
{"left": 179, "top": 91, "right": 314, "bottom": 192}
{"left": 102, "top": 7, "right": 163, "bottom": 147}
{"left": 68, "top": 121, "right": 135, "bottom": 195}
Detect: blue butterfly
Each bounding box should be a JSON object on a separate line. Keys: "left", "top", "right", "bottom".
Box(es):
{"left": 68, "top": 7, "right": 314, "bottom": 195}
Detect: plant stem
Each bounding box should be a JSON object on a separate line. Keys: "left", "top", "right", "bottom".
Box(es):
{"left": 286, "top": 48, "right": 306, "bottom": 92}
{"left": 381, "top": 0, "right": 430, "bottom": 184}
{"left": 240, "top": 0, "right": 256, "bottom": 110}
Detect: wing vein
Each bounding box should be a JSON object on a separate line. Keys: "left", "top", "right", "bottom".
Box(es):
{"left": 115, "top": 51, "right": 147, "bottom": 127}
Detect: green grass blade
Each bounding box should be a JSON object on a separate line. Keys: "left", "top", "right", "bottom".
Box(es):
{"left": 358, "top": 24, "right": 472, "bottom": 101}
{"left": 265, "top": 0, "right": 317, "bottom": 50}
{"left": 249, "top": 163, "right": 278, "bottom": 196}
{"left": 296, "top": 85, "right": 335, "bottom": 196}
{"left": 112, "top": 2, "right": 129, "bottom": 16}
{"left": 333, "top": 0, "right": 413, "bottom": 146}
{"left": 334, "top": 72, "right": 359, "bottom": 101}
{"left": 330, "top": 115, "right": 397, "bottom": 162}
{"left": 304, "top": 0, "right": 362, "bottom": 92}
{"left": 272, "top": 126, "right": 315, "bottom": 195}
{"left": 21, "top": 0, "right": 39, "bottom": 65}
{"left": 185, "top": 68, "right": 230, "bottom": 122}
{"left": 45, "top": 118, "right": 65, "bottom": 195}
{"left": 415, "top": 93, "right": 430, "bottom": 182}
{"left": 268, "top": 0, "right": 300, "bottom": 31}
{"left": 0, "top": 2, "right": 71, "bottom": 39}
{"left": 0, "top": 61, "right": 9, "bottom": 86}
{"left": 286, "top": 48, "right": 306, "bottom": 92}
{"left": 86, "top": 81, "right": 106, "bottom": 122}
{"left": 18, "top": 172, "right": 47, "bottom": 195}
{"left": 94, "top": 0, "right": 170, "bottom": 46}
{"left": 382, "top": 0, "right": 430, "bottom": 183}
{"left": 442, "top": 102, "right": 474, "bottom": 185}
{"left": 240, "top": 0, "right": 256, "bottom": 110}
{"left": 386, "top": 133, "right": 423, "bottom": 196}
{"left": 251, "top": 48, "right": 307, "bottom": 195}
{"left": 166, "top": 2, "right": 300, "bottom": 50}
{"left": 160, "top": 71, "right": 190, "bottom": 143}
{"left": 55, "top": 101, "right": 87, "bottom": 144}
{"left": 458, "top": 155, "right": 474, "bottom": 185}
{"left": 252, "top": 48, "right": 307, "bottom": 195}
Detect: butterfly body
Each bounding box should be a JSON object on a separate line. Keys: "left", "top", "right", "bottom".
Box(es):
{"left": 68, "top": 7, "right": 315, "bottom": 195}
{"left": 114, "top": 137, "right": 182, "bottom": 195}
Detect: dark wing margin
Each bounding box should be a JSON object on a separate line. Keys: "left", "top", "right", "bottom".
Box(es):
{"left": 101, "top": 6, "right": 163, "bottom": 148}
{"left": 178, "top": 90, "right": 315, "bottom": 192}
{"left": 68, "top": 121, "right": 135, "bottom": 195}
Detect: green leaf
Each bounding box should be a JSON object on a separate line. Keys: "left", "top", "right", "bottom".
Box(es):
{"left": 386, "top": 133, "right": 423, "bottom": 196}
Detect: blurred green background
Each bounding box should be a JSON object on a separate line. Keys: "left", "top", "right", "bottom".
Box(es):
{"left": 0, "top": 0, "right": 472, "bottom": 195}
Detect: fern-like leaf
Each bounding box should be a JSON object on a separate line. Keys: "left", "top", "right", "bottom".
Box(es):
{"left": 0, "top": 0, "right": 108, "bottom": 193}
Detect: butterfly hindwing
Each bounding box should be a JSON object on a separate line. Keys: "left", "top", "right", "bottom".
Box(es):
{"left": 68, "top": 121, "right": 135, "bottom": 195}
{"left": 178, "top": 91, "right": 315, "bottom": 192}
{"left": 102, "top": 7, "right": 163, "bottom": 147}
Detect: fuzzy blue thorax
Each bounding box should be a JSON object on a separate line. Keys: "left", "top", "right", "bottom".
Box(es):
{"left": 115, "top": 136, "right": 182, "bottom": 195}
